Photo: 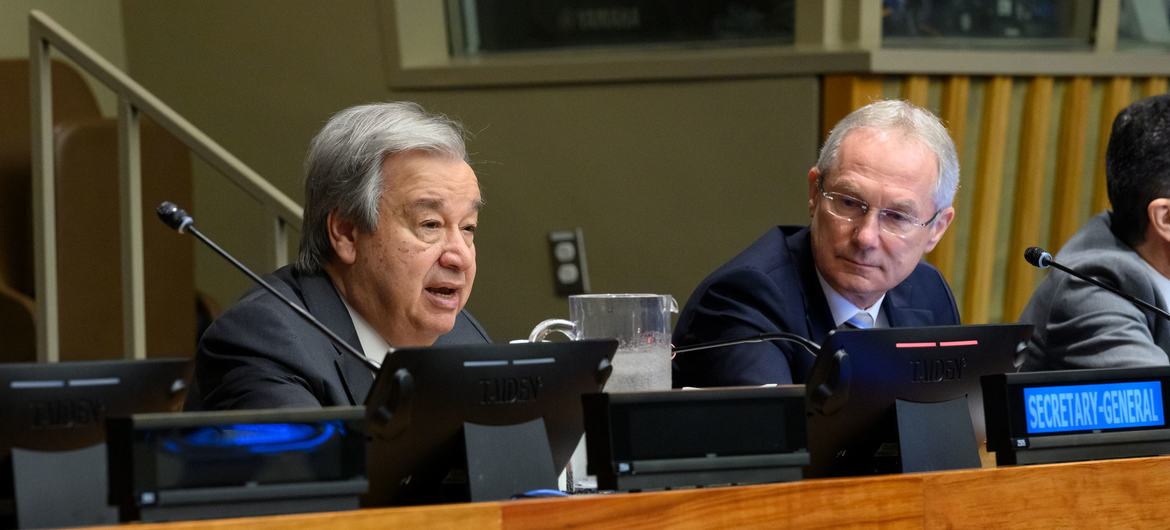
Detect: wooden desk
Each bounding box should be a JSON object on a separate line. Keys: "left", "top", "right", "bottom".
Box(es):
{"left": 102, "top": 455, "right": 1170, "bottom": 529}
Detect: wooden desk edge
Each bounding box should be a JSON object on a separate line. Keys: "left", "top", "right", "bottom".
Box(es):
{"left": 87, "top": 455, "right": 1170, "bottom": 529}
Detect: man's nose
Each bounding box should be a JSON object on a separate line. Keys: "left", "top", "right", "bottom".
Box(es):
{"left": 852, "top": 210, "right": 882, "bottom": 248}
{"left": 439, "top": 230, "right": 473, "bottom": 270}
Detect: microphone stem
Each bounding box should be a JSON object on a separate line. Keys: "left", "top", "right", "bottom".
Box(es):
{"left": 673, "top": 332, "right": 821, "bottom": 359}
{"left": 1046, "top": 259, "right": 1170, "bottom": 322}
{"left": 186, "top": 225, "right": 379, "bottom": 371}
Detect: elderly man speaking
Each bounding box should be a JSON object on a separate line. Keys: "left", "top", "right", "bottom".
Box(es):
{"left": 196, "top": 102, "right": 490, "bottom": 410}
{"left": 673, "top": 100, "right": 961, "bottom": 387}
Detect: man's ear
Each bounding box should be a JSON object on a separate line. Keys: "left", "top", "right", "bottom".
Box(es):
{"left": 923, "top": 206, "right": 955, "bottom": 253}
{"left": 807, "top": 167, "right": 821, "bottom": 217}
{"left": 1147, "top": 199, "right": 1170, "bottom": 244}
{"left": 327, "top": 210, "right": 359, "bottom": 265}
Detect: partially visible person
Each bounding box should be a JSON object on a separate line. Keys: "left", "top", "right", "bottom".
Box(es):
{"left": 673, "top": 100, "right": 960, "bottom": 387}
{"left": 1020, "top": 94, "right": 1170, "bottom": 370}
{"left": 195, "top": 102, "right": 490, "bottom": 410}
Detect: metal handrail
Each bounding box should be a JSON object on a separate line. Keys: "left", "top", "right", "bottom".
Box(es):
{"left": 28, "top": 10, "right": 303, "bottom": 362}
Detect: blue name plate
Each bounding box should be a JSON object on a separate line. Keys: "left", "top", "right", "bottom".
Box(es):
{"left": 1024, "top": 381, "right": 1165, "bottom": 434}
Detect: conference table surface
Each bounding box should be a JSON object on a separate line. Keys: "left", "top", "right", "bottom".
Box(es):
{"left": 95, "top": 454, "right": 1170, "bottom": 529}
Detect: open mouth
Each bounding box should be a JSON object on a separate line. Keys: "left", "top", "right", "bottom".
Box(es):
{"left": 426, "top": 287, "right": 458, "bottom": 297}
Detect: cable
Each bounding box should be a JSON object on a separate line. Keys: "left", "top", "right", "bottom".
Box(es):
{"left": 671, "top": 332, "right": 821, "bottom": 359}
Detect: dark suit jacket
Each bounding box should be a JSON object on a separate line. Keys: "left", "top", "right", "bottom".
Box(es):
{"left": 672, "top": 225, "right": 959, "bottom": 387}
{"left": 195, "top": 265, "right": 490, "bottom": 410}
{"left": 1020, "top": 212, "right": 1170, "bottom": 370}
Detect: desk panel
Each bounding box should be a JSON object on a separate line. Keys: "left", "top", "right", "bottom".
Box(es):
{"left": 106, "top": 502, "right": 501, "bottom": 530}
{"left": 95, "top": 455, "right": 1170, "bottom": 529}
{"left": 502, "top": 474, "right": 923, "bottom": 529}
{"left": 922, "top": 457, "right": 1170, "bottom": 528}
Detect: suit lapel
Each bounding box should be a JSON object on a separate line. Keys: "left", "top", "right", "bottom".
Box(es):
{"left": 788, "top": 228, "right": 836, "bottom": 345}
{"left": 297, "top": 271, "right": 373, "bottom": 405}
{"left": 883, "top": 279, "right": 934, "bottom": 327}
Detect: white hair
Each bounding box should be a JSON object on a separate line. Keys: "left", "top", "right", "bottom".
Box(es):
{"left": 816, "top": 99, "right": 960, "bottom": 210}
{"left": 295, "top": 102, "right": 468, "bottom": 273}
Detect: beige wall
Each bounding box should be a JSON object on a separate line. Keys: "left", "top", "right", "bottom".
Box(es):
{"left": 1, "top": 0, "right": 126, "bottom": 116}
{"left": 121, "top": 0, "right": 820, "bottom": 341}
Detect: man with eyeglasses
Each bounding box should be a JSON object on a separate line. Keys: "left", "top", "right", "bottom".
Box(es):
{"left": 673, "top": 100, "right": 960, "bottom": 387}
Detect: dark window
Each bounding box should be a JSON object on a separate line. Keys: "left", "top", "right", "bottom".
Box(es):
{"left": 881, "top": 0, "right": 1094, "bottom": 50}
{"left": 450, "top": 0, "right": 795, "bottom": 56}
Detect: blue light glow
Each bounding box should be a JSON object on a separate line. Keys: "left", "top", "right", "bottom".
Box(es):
{"left": 165, "top": 422, "right": 343, "bottom": 454}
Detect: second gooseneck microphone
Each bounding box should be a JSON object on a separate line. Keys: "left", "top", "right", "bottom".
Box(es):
{"left": 1024, "top": 246, "right": 1170, "bottom": 323}
{"left": 672, "top": 332, "right": 822, "bottom": 360}
{"left": 156, "top": 201, "right": 382, "bottom": 372}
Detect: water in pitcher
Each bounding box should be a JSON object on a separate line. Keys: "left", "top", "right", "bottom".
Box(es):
{"left": 565, "top": 338, "right": 671, "bottom": 491}
{"left": 604, "top": 340, "right": 672, "bottom": 392}
{"left": 531, "top": 294, "right": 678, "bottom": 492}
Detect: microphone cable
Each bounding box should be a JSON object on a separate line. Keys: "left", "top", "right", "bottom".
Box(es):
{"left": 672, "top": 332, "right": 821, "bottom": 360}
{"left": 156, "top": 201, "right": 382, "bottom": 372}
{"left": 1025, "top": 246, "right": 1170, "bottom": 323}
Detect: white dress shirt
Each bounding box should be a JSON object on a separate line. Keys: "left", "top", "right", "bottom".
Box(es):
{"left": 816, "top": 270, "right": 888, "bottom": 328}
{"left": 341, "top": 298, "right": 392, "bottom": 371}
{"left": 1139, "top": 257, "right": 1170, "bottom": 312}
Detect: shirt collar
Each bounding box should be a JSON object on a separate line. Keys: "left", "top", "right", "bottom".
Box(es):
{"left": 340, "top": 298, "right": 391, "bottom": 370}
{"left": 1138, "top": 255, "right": 1170, "bottom": 312}
{"left": 815, "top": 270, "right": 885, "bottom": 328}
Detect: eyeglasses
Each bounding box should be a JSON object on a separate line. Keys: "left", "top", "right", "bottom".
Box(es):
{"left": 817, "top": 178, "right": 941, "bottom": 239}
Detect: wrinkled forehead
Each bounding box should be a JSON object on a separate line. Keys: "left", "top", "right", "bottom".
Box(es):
{"left": 380, "top": 152, "right": 482, "bottom": 211}
{"left": 404, "top": 196, "right": 486, "bottom": 216}
{"left": 826, "top": 128, "right": 939, "bottom": 199}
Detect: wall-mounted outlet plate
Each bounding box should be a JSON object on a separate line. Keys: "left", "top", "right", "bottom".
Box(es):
{"left": 548, "top": 228, "right": 589, "bottom": 297}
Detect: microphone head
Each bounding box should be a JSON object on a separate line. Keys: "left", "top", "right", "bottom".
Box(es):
{"left": 156, "top": 201, "right": 194, "bottom": 233}
{"left": 1024, "top": 247, "right": 1052, "bottom": 269}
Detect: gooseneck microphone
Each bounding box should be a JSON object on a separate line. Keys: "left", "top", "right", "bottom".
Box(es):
{"left": 156, "top": 201, "right": 381, "bottom": 372}
{"left": 1023, "top": 246, "right": 1052, "bottom": 269}
{"left": 672, "top": 332, "right": 821, "bottom": 359}
{"left": 1024, "top": 246, "right": 1170, "bottom": 323}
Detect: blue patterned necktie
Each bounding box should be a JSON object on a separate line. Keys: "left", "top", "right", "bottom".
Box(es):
{"left": 843, "top": 311, "right": 875, "bottom": 330}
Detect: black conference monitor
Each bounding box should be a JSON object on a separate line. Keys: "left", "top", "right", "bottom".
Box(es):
{"left": 362, "top": 339, "right": 618, "bottom": 506}
{"left": 805, "top": 324, "right": 1032, "bottom": 477}
{"left": 108, "top": 407, "right": 368, "bottom": 522}
{"left": 583, "top": 386, "right": 810, "bottom": 491}
{"left": 0, "top": 358, "right": 192, "bottom": 528}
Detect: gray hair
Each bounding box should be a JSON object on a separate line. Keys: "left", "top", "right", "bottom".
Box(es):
{"left": 294, "top": 101, "right": 468, "bottom": 273}
{"left": 816, "top": 99, "right": 960, "bottom": 210}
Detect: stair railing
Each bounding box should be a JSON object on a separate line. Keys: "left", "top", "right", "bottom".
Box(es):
{"left": 29, "top": 9, "right": 302, "bottom": 362}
